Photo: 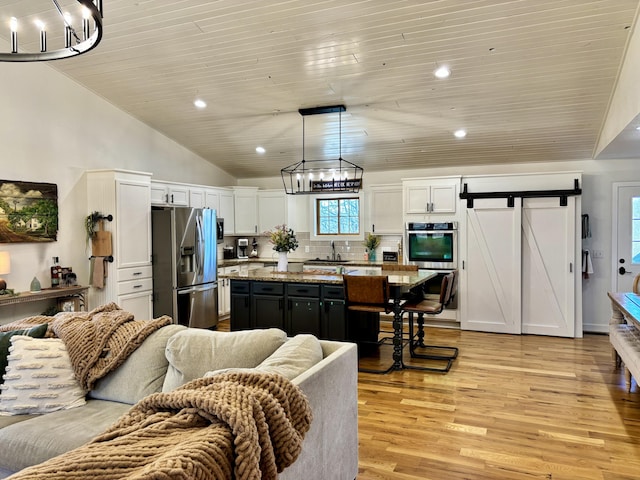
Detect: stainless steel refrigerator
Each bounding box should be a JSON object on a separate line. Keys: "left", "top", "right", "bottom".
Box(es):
{"left": 151, "top": 206, "right": 219, "bottom": 329}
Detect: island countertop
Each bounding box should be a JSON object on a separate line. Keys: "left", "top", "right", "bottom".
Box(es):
{"left": 219, "top": 267, "right": 436, "bottom": 287}
{"left": 218, "top": 258, "right": 386, "bottom": 268}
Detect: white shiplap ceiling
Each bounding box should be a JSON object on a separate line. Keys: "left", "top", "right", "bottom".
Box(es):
{"left": 2, "top": 0, "right": 639, "bottom": 179}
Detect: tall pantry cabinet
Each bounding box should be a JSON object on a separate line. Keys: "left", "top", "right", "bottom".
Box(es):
{"left": 86, "top": 170, "right": 153, "bottom": 319}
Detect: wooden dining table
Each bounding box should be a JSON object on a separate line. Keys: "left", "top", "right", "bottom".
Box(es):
{"left": 350, "top": 269, "right": 437, "bottom": 371}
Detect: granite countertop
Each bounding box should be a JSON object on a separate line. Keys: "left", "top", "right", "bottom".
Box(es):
{"left": 219, "top": 266, "right": 436, "bottom": 286}
{"left": 220, "top": 267, "right": 344, "bottom": 284}
{"left": 218, "top": 257, "right": 385, "bottom": 268}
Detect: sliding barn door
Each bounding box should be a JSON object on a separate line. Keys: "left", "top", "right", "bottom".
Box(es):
{"left": 461, "top": 198, "right": 522, "bottom": 334}
{"left": 521, "top": 197, "right": 575, "bottom": 337}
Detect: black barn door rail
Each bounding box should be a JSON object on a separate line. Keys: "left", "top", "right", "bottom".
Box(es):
{"left": 459, "top": 178, "right": 582, "bottom": 208}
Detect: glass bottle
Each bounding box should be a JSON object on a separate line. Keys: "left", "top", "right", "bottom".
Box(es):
{"left": 50, "top": 256, "right": 61, "bottom": 288}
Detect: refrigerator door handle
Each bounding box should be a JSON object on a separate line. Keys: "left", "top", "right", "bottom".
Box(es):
{"left": 195, "top": 213, "right": 204, "bottom": 277}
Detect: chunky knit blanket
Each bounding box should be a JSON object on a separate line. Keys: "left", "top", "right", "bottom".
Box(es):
{"left": 8, "top": 371, "right": 312, "bottom": 480}
{"left": 0, "top": 303, "right": 171, "bottom": 391}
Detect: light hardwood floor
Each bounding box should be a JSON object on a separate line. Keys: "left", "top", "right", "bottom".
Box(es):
{"left": 218, "top": 319, "right": 640, "bottom": 479}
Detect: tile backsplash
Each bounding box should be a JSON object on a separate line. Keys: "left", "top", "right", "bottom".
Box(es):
{"left": 223, "top": 232, "right": 402, "bottom": 261}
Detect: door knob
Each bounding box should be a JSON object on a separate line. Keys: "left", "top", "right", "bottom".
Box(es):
{"left": 619, "top": 266, "right": 634, "bottom": 275}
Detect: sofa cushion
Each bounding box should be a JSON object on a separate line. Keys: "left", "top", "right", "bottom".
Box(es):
{"left": 0, "top": 336, "right": 86, "bottom": 416}
{"left": 0, "top": 324, "right": 48, "bottom": 387}
{"left": 0, "top": 412, "right": 37, "bottom": 429}
{"left": 162, "top": 328, "right": 288, "bottom": 391}
{"left": 89, "top": 323, "right": 186, "bottom": 404}
{"left": 0, "top": 399, "right": 131, "bottom": 472}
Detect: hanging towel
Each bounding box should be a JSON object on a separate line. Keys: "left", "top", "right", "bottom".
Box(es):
{"left": 90, "top": 257, "right": 108, "bottom": 289}
{"left": 582, "top": 249, "right": 594, "bottom": 279}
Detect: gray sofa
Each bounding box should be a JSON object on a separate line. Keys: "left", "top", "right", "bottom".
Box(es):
{"left": 0, "top": 324, "right": 359, "bottom": 479}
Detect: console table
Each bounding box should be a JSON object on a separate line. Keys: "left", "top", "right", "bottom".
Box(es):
{"left": 0, "top": 286, "right": 88, "bottom": 311}
{"left": 608, "top": 291, "right": 640, "bottom": 392}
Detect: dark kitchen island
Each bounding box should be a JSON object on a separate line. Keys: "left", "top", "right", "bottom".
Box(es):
{"left": 220, "top": 267, "right": 436, "bottom": 350}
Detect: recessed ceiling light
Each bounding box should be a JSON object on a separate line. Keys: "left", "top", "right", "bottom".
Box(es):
{"left": 636, "top": 126, "right": 640, "bottom": 131}
{"left": 256, "top": 146, "right": 266, "bottom": 154}
{"left": 434, "top": 66, "right": 451, "bottom": 79}
{"left": 454, "top": 129, "right": 467, "bottom": 138}
{"left": 194, "top": 99, "right": 207, "bottom": 109}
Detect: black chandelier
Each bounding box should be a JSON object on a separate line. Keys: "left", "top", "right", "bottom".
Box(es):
{"left": 281, "top": 105, "right": 364, "bottom": 195}
{"left": 0, "top": 0, "right": 103, "bottom": 62}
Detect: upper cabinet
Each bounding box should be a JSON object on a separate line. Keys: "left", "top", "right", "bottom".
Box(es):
{"left": 219, "top": 189, "right": 235, "bottom": 235}
{"left": 257, "top": 190, "right": 288, "bottom": 233}
{"left": 188, "top": 188, "right": 206, "bottom": 208}
{"left": 233, "top": 187, "right": 259, "bottom": 235}
{"left": 150, "top": 181, "right": 189, "bottom": 206}
{"left": 368, "top": 185, "right": 403, "bottom": 234}
{"left": 403, "top": 176, "right": 460, "bottom": 216}
{"left": 204, "top": 189, "right": 220, "bottom": 211}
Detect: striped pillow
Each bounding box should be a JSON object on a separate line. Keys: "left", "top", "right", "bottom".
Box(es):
{"left": 0, "top": 336, "right": 86, "bottom": 415}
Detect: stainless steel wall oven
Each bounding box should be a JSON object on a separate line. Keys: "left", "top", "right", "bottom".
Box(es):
{"left": 406, "top": 222, "right": 458, "bottom": 270}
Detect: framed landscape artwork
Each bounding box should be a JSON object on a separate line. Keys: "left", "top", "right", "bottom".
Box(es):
{"left": 0, "top": 180, "right": 58, "bottom": 243}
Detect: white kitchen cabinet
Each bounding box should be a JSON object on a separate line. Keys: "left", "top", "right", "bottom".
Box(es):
{"left": 218, "top": 268, "right": 227, "bottom": 317}
{"left": 218, "top": 265, "right": 240, "bottom": 316}
{"left": 219, "top": 189, "right": 235, "bottom": 234}
{"left": 233, "top": 187, "right": 259, "bottom": 235}
{"left": 118, "top": 290, "right": 153, "bottom": 319}
{"left": 189, "top": 188, "right": 205, "bottom": 208}
{"left": 404, "top": 177, "right": 459, "bottom": 216}
{"left": 150, "top": 181, "right": 189, "bottom": 206}
{"left": 258, "top": 190, "right": 287, "bottom": 233}
{"left": 87, "top": 170, "right": 153, "bottom": 320}
{"left": 204, "top": 189, "right": 220, "bottom": 211}
{"left": 218, "top": 262, "right": 263, "bottom": 317}
{"left": 368, "top": 185, "right": 403, "bottom": 234}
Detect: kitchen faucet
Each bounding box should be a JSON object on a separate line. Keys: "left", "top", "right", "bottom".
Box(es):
{"left": 331, "top": 240, "right": 336, "bottom": 261}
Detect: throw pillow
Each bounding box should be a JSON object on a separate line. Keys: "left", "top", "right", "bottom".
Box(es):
{"left": 204, "top": 334, "right": 324, "bottom": 381}
{"left": 0, "top": 323, "right": 48, "bottom": 387}
{"left": 0, "top": 335, "right": 86, "bottom": 415}
{"left": 254, "top": 334, "right": 323, "bottom": 380}
{"left": 162, "top": 328, "right": 288, "bottom": 392}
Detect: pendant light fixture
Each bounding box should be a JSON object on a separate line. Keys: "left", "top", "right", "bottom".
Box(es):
{"left": 281, "top": 105, "right": 363, "bottom": 195}
{"left": 0, "top": 0, "right": 103, "bottom": 62}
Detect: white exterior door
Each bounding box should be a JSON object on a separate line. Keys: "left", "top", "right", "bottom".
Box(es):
{"left": 613, "top": 182, "right": 640, "bottom": 292}
{"left": 461, "top": 198, "right": 522, "bottom": 334}
{"left": 521, "top": 197, "right": 575, "bottom": 337}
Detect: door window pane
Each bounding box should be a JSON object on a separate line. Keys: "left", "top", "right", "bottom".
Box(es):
{"left": 633, "top": 197, "right": 640, "bottom": 263}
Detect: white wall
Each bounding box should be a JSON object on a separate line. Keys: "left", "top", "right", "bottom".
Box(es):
{"left": 0, "top": 60, "right": 236, "bottom": 321}
{"left": 240, "top": 158, "right": 640, "bottom": 333}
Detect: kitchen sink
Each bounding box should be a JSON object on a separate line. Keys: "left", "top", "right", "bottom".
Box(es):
{"left": 306, "top": 258, "right": 350, "bottom": 263}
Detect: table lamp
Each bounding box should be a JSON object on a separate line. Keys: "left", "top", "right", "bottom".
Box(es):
{"left": 0, "top": 251, "right": 10, "bottom": 291}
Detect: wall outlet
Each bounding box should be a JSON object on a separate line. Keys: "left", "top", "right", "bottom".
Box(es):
{"left": 592, "top": 249, "right": 604, "bottom": 259}
{"left": 305, "top": 245, "right": 310, "bottom": 253}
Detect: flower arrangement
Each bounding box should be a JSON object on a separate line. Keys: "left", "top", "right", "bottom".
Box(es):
{"left": 363, "top": 232, "right": 380, "bottom": 251}
{"left": 266, "top": 224, "right": 299, "bottom": 252}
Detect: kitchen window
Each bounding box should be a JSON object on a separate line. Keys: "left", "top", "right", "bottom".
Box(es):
{"left": 316, "top": 197, "right": 360, "bottom": 235}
